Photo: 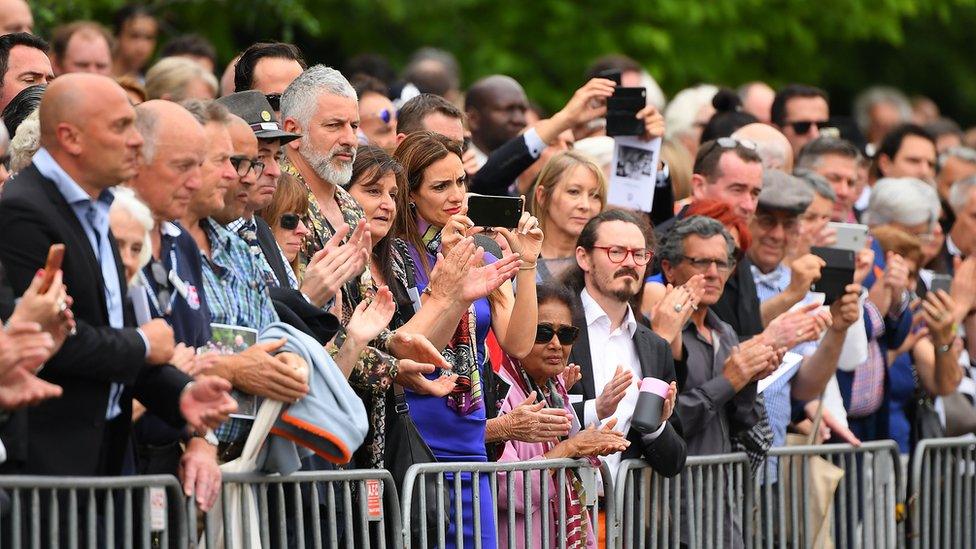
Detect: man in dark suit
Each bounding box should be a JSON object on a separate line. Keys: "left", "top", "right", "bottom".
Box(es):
{"left": 0, "top": 73, "right": 235, "bottom": 478}
{"left": 563, "top": 210, "right": 686, "bottom": 477}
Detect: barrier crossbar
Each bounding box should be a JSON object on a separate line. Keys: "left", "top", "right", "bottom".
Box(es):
{"left": 399, "top": 458, "right": 612, "bottom": 549}
{"left": 909, "top": 436, "right": 976, "bottom": 549}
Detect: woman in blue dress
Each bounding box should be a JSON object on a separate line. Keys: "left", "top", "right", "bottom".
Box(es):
{"left": 393, "top": 132, "right": 543, "bottom": 548}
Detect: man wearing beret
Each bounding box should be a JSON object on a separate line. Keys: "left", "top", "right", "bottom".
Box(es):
{"left": 746, "top": 170, "right": 863, "bottom": 463}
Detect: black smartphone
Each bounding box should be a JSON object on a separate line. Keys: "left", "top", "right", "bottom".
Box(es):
{"left": 810, "top": 246, "right": 855, "bottom": 305}
{"left": 596, "top": 69, "right": 622, "bottom": 86}
{"left": 466, "top": 195, "right": 524, "bottom": 229}
{"left": 930, "top": 273, "right": 952, "bottom": 294}
{"left": 606, "top": 87, "right": 646, "bottom": 137}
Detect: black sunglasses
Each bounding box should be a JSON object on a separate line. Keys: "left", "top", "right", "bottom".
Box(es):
{"left": 535, "top": 323, "right": 580, "bottom": 345}
{"left": 788, "top": 119, "right": 829, "bottom": 135}
{"left": 265, "top": 93, "right": 282, "bottom": 111}
{"left": 279, "top": 213, "right": 301, "bottom": 230}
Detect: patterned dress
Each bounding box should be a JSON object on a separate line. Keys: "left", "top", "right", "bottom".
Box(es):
{"left": 281, "top": 157, "right": 397, "bottom": 469}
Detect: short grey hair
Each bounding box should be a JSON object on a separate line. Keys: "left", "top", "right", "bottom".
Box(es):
{"left": 938, "top": 146, "right": 976, "bottom": 171}
{"left": 865, "top": 177, "right": 940, "bottom": 228}
{"left": 853, "top": 86, "right": 911, "bottom": 135}
{"left": 9, "top": 108, "right": 40, "bottom": 173}
{"left": 796, "top": 137, "right": 862, "bottom": 170}
{"left": 948, "top": 175, "right": 976, "bottom": 214}
{"left": 794, "top": 168, "right": 837, "bottom": 201}
{"left": 664, "top": 84, "right": 717, "bottom": 141}
{"left": 657, "top": 215, "right": 735, "bottom": 266}
{"left": 179, "top": 99, "right": 231, "bottom": 126}
{"left": 280, "top": 65, "right": 357, "bottom": 130}
{"left": 134, "top": 105, "right": 159, "bottom": 163}
{"left": 110, "top": 186, "right": 154, "bottom": 285}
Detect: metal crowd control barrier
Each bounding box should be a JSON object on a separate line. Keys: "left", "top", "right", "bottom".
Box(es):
{"left": 196, "top": 469, "right": 402, "bottom": 549}
{"left": 0, "top": 474, "right": 185, "bottom": 548}
{"left": 752, "top": 441, "right": 901, "bottom": 549}
{"left": 908, "top": 436, "right": 976, "bottom": 549}
{"left": 399, "top": 458, "right": 612, "bottom": 549}
{"left": 615, "top": 452, "right": 752, "bottom": 549}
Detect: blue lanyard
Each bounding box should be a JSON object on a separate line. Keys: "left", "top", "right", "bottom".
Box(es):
{"left": 141, "top": 248, "right": 182, "bottom": 316}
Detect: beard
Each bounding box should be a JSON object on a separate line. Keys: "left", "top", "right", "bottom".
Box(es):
{"left": 595, "top": 267, "right": 642, "bottom": 303}
{"left": 300, "top": 136, "right": 356, "bottom": 186}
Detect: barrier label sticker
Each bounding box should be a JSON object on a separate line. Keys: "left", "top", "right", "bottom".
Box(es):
{"left": 149, "top": 487, "right": 167, "bottom": 531}
{"left": 366, "top": 479, "right": 383, "bottom": 521}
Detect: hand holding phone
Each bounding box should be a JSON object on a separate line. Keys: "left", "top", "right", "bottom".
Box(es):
{"left": 466, "top": 194, "right": 524, "bottom": 229}
{"left": 606, "top": 87, "right": 646, "bottom": 137}
{"left": 39, "top": 244, "right": 65, "bottom": 294}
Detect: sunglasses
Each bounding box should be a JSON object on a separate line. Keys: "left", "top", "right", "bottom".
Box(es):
{"left": 265, "top": 93, "right": 281, "bottom": 111}
{"left": 535, "top": 323, "right": 580, "bottom": 345}
{"left": 230, "top": 155, "right": 265, "bottom": 177}
{"left": 280, "top": 213, "right": 301, "bottom": 230}
{"left": 787, "top": 120, "right": 829, "bottom": 135}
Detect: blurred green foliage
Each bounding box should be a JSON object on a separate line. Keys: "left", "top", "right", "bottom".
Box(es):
{"left": 31, "top": 0, "right": 976, "bottom": 124}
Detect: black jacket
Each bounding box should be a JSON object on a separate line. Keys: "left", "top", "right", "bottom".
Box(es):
{"left": 0, "top": 164, "right": 190, "bottom": 475}
{"left": 255, "top": 216, "right": 292, "bottom": 288}
{"left": 567, "top": 305, "right": 686, "bottom": 477}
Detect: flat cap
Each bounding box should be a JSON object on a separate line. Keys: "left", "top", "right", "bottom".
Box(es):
{"left": 758, "top": 169, "right": 814, "bottom": 214}
{"left": 216, "top": 90, "right": 300, "bottom": 144}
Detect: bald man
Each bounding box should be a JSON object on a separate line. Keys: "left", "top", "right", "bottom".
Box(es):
{"left": 738, "top": 82, "right": 775, "bottom": 124}
{"left": 0, "top": 0, "right": 32, "bottom": 35}
{"left": 464, "top": 74, "right": 529, "bottom": 169}
{"left": 732, "top": 122, "right": 794, "bottom": 172}
{"left": 0, "top": 74, "right": 234, "bottom": 483}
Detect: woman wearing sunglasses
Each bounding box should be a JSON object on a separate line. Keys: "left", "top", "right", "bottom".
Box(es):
{"left": 258, "top": 172, "right": 311, "bottom": 285}
{"left": 392, "top": 131, "right": 544, "bottom": 549}
{"left": 496, "top": 284, "right": 630, "bottom": 549}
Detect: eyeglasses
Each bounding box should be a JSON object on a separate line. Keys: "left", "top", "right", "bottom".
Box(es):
{"left": 591, "top": 245, "right": 653, "bottom": 266}
{"left": 279, "top": 213, "right": 301, "bottom": 231}
{"left": 681, "top": 255, "right": 736, "bottom": 273}
{"left": 787, "top": 120, "right": 830, "bottom": 135}
{"left": 230, "top": 155, "right": 265, "bottom": 177}
{"left": 754, "top": 213, "right": 799, "bottom": 232}
{"left": 535, "top": 323, "right": 580, "bottom": 345}
{"left": 265, "top": 93, "right": 282, "bottom": 111}
{"left": 700, "top": 137, "right": 758, "bottom": 157}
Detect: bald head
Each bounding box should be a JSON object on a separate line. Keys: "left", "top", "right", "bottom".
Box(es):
{"left": 131, "top": 99, "right": 206, "bottom": 221}
{"left": 465, "top": 74, "right": 528, "bottom": 154}
{"left": 732, "top": 123, "right": 794, "bottom": 172}
{"left": 0, "top": 0, "right": 32, "bottom": 35}
{"left": 40, "top": 73, "right": 122, "bottom": 146}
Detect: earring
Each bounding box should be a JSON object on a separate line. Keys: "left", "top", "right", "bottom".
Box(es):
{"left": 409, "top": 202, "right": 416, "bottom": 210}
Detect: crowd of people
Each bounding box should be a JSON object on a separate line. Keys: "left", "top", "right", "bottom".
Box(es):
{"left": 1, "top": 0, "right": 976, "bottom": 546}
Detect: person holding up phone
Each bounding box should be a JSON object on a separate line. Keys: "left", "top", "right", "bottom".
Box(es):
{"left": 392, "top": 131, "right": 544, "bottom": 549}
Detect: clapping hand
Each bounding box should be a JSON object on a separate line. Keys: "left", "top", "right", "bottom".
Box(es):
{"left": 301, "top": 220, "right": 371, "bottom": 308}
{"left": 179, "top": 375, "right": 237, "bottom": 433}
{"left": 560, "top": 363, "right": 582, "bottom": 390}
{"left": 500, "top": 391, "right": 572, "bottom": 443}
{"left": 595, "top": 365, "right": 634, "bottom": 420}
{"left": 651, "top": 275, "right": 704, "bottom": 344}
{"left": 346, "top": 286, "right": 396, "bottom": 346}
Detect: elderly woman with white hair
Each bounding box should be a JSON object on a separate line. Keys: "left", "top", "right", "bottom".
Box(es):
{"left": 865, "top": 177, "right": 944, "bottom": 269}
{"left": 109, "top": 186, "right": 154, "bottom": 287}
{"left": 664, "top": 84, "right": 718, "bottom": 157}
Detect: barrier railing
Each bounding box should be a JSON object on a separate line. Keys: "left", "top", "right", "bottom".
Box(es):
{"left": 399, "top": 458, "right": 612, "bottom": 549}
{"left": 908, "top": 436, "right": 976, "bottom": 549}
{"left": 752, "top": 440, "right": 902, "bottom": 549}
{"left": 0, "top": 474, "right": 185, "bottom": 549}
{"left": 196, "top": 468, "right": 401, "bottom": 549}
{"left": 615, "top": 452, "right": 752, "bottom": 549}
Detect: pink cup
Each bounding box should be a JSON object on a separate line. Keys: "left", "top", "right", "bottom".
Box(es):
{"left": 632, "top": 377, "right": 670, "bottom": 433}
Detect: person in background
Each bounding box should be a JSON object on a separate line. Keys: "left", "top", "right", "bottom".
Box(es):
{"left": 49, "top": 21, "right": 114, "bottom": 76}
{"left": 854, "top": 86, "right": 912, "bottom": 151}
{"left": 0, "top": 0, "right": 32, "bottom": 36}
{"left": 699, "top": 88, "right": 758, "bottom": 143}
{"left": 872, "top": 124, "right": 938, "bottom": 184}
{"left": 111, "top": 4, "right": 157, "bottom": 79}
{"left": 731, "top": 123, "right": 794, "bottom": 172}
{"left": 664, "top": 84, "right": 718, "bottom": 158}
{"left": 109, "top": 186, "right": 153, "bottom": 286}
{"left": 788, "top": 169, "right": 838, "bottom": 260}
{"left": 234, "top": 41, "right": 306, "bottom": 113}
{"left": 795, "top": 136, "right": 863, "bottom": 223}
{"left": 771, "top": 84, "right": 830, "bottom": 157}
{"left": 0, "top": 32, "right": 52, "bottom": 113}
{"left": 527, "top": 150, "right": 607, "bottom": 282}
{"left": 738, "top": 81, "right": 775, "bottom": 124}
{"left": 159, "top": 34, "right": 218, "bottom": 74}
{"left": 464, "top": 75, "right": 530, "bottom": 172}
{"left": 352, "top": 75, "right": 397, "bottom": 152}
{"left": 145, "top": 57, "right": 218, "bottom": 102}
{"left": 116, "top": 74, "right": 146, "bottom": 105}
{"left": 258, "top": 173, "right": 311, "bottom": 282}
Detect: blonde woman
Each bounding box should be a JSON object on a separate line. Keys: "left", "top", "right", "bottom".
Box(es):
{"left": 145, "top": 56, "right": 217, "bottom": 101}
{"left": 527, "top": 150, "right": 607, "bottom": 281}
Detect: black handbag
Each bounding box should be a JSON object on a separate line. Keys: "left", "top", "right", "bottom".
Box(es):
{"left": 909, "top": 366, "right": 945, "bottom": 447}
{"left": 384, "top": 384, "right": 450, "bottom": 546}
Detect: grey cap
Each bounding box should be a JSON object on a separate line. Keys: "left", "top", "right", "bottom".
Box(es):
{"left": 215, "top": 90, "right": 300, "bottom": 144}
{"left": 758, "top": 169, "right": 814, "bottom": 214}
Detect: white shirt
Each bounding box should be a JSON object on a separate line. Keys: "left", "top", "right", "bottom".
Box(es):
{"left": 579, "top": 289, "right": 663, "bottom": 481}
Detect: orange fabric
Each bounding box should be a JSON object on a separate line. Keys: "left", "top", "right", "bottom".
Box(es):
{"left": 597, "top": 510, "right": 607, "bottom": 549}
{"left": 270, "top": 411, "right": 352, "bottom": 464}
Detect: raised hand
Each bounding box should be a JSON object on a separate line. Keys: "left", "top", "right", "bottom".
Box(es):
{"left": 301, "top": 220, "right": 371, "bottom": 307}
{"left": 763, "top": 302, "right": 825, "bottom": 349}
{"left": 554, "top": 77, "right": 617, "bottom": 127}
{"left": 922, "top": 289, "right": 958, "bottom": 348}
{"left": 560, "top": 363, "right": 582, "bottom": 390}
{"left": 853, "top": 247, "right": 876, "bottom": 285}
{"left": 829, "top": 284, "right": 862, "bottom": 333}
{"left": 651, "top": 275, "right": 703, "bottom": 344}
{"left": 499, "top": 392, "right": 572, "bottom": 443}
{"left": 635, "top": 105, "right": 666, "bottom": 141}
{"left": 660, "top": 381, "right": 678, "bottom": 424}
{"left": 346, "top": 286, "right": 396, "bottom": 345}
{"left": 788, "top": 254, "right": 825, "bottom": 296}
{"left": 950, "top": 256, "right": 976, "bottom": 321}
{"left": 179, "top": 375, "right": 238, "bottom": 433}
{"left": 595, "top": 365, "right": 634, "bottom": 420}
{"left": 439, "top": 205, "right": 480, "bottom": 256}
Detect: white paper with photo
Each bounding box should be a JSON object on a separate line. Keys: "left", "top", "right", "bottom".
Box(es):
{"left": 207, "top": 323, "right": 259, "bottom": 420}
{"left": 607, "top": 136, "right": 661, "bottom": 212}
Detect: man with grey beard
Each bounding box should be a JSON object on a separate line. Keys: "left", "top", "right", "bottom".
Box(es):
{"left": 280, "top": 64, "right": 365, "bottom": 271}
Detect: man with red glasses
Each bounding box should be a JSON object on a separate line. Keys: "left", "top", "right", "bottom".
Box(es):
{"left": 563, "top": 209, "right": 687, "bottom": 486}
{"left": 771, "top": 84, "right": 830, "bottom": 157}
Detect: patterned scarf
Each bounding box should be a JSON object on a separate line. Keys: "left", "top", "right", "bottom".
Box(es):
{"left": 508, "top": 358, "right": 594, "bottom": 549}
{"left": 421, "top": 225, "right": 483, "bottom": 415}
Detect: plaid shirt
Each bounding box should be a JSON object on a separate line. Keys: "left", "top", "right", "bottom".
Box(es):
{"left": 199, "top": 217, "right": 280, "bottom": 444}
{"left": 227, "top": 216, "right": 280, "bottom": 289}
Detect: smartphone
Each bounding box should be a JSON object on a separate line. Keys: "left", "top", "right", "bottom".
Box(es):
{"left": 39, "top": 243, "right": 65, "bottom": 293}
{"left": 827, "top": 222, "right": 869, "bottom": 252}
{"left": 930, "top": 273, "right": 952, "bottom": 294}
{"left": 810, "top": 246, "right": 855, "bottom": 305}
{"left": 466, "top": 194, "right": 524, "bottom": 229}
{"left": 606, "top": 87, "right": 646, "bottom": 137}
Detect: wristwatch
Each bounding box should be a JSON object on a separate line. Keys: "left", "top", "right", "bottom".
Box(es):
{"left": 195, "top": 429, "right": 219, "bottom": 446}
{"left": 935, "top": 341, "right": 952, "bottom": 354}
